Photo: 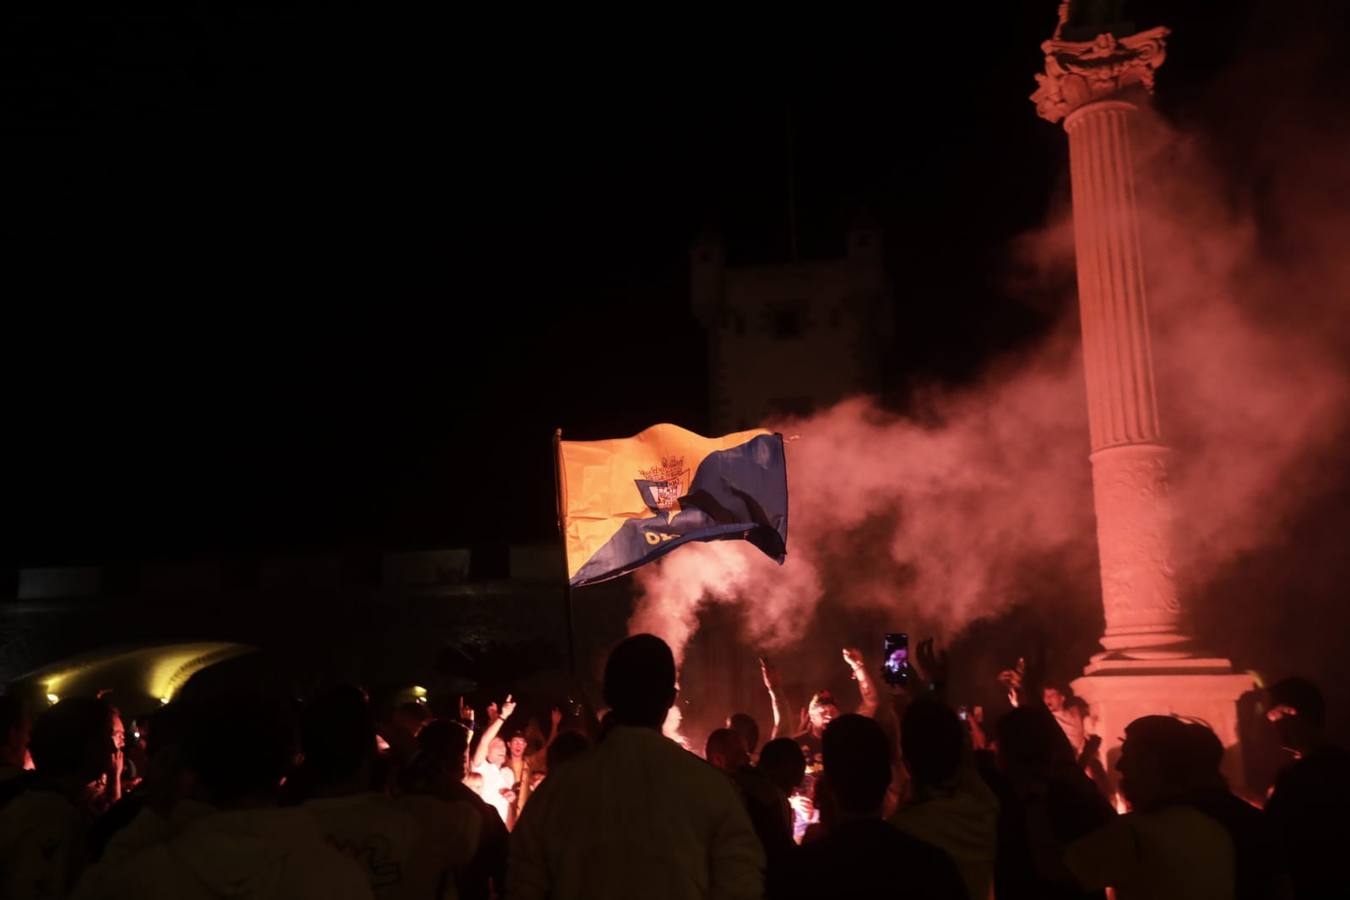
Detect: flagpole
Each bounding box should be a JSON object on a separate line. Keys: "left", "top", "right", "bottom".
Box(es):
{"left": 552, "top": 428, "right": 578, "bottom": 681}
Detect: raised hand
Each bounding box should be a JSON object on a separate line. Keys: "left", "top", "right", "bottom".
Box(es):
{"left": 997, "top": 657, "right": 1024, "bottom": 688}
{"left": 788, "top": 793, "right": 814, "bottom": 820}
{"left": 997, "top": 657, "right": 1029, "bottom": 706}
{"left": 550, "top": 706, "right": 563, "bottom": 731}
{"left": 500, "top": 694, "right": 517, "bottom": 720}
{"left": 759, "top": 656, "right": 781, "bottom": 693}
{"left": 842, "top": 647, "right": 865, "bottom": 674}
{"left": 458, "top": 696, "right": 475, "bottom": 725}
{"left": 1021, "top": 644, "right": 1048, "bottom": 698}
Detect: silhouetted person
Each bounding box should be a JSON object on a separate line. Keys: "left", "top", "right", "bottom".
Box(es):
{"left": 710, "top": 727, "right": 795, "bottom": 888}
{"left": 891, "top": 699, "right": 999, "bottom": 900}
{"left": 299, "top": 686, "right": 475, "bottom": 900}
{"left": 1263, "top": 676, "right": 1350, "bottom": 900}
{"left": 708, "top": 726, "right": 786, "bottom": 871}
{"left": 0, "top": 697, "right": 111, "bottom": 899}
{"left": 727, "top": 713, "right": 760, "bottom": 760}
{"left": 993, "top": 705, "right": 1115, "bottom": 900}
{"left": 393, "top": 700, "right": 434, "bottom": 739}
{"left": 402, "top": 719, "right": 503, "bottom": 900}
{"left": 508, "top": 633, "right": 764, "bottom": 900}
{"left": 544, "top": 731, "right": 590, "bottom": 775}
{"left": 778, "top": 714, "right": 965, "bottom": 900}
{"left": 1061, "top": 715, "right": 1233, "bottom": 900}
{"left": 755, "top": 738, "right": 805, "bottom": 801}
{"left": 705, "top": 728, "right": 749, "bottom": 775}
{"left": 75, "top": 694, "right": 372, "bottom": 900}
{"left": 736, "top": 736, "right": 803, "bottom": 883}
{"left": 1178, "top": 722, "right": 1291, "bottom": 900}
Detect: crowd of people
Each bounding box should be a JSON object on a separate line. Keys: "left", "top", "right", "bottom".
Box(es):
{"left": 0, "top": 634, "right": 1346, "bottom": 899}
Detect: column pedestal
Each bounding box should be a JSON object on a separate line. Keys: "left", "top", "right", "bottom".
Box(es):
{"left": 1073, "top": 670, "right": 1255, "bottom": 792}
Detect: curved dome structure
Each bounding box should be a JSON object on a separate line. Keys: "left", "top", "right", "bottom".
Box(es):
{"left": 14, "top": 642, "right": 258, "bottom": 712}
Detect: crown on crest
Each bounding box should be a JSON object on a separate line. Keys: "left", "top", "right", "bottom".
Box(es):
{"left": 639, "top": 456, "right": 687, "bottom": 510}
{"left": 640, "top": 457, "right": 685, "bottom": 484}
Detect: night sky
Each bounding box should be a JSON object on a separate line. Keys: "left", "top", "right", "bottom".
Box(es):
{"left": 6, "top": 2, "right": 1281, "bottom": 566}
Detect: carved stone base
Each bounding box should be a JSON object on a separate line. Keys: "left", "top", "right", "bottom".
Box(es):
{"left": 1089, "top": 443, "right": 1190, "bottom": 657}
{"left": 1073, "top": 667, "right": 1255, "bottom": 795}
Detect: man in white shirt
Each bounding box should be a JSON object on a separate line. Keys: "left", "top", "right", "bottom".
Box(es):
{"left": 508, "top": 634, "right": 764, "bottom": 900}
{"left": 469, "top": 695, "right": 518, "bottom": 825}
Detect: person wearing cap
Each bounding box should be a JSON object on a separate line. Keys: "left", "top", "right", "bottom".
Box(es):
{"left": 504, "top": 729, "right": 534, "bottom": 826}
{"left": 798, "top": 691, "right": 837, "bottom": 773}
{"left": 760, "top": 649, "right": 878, "bottom": 771}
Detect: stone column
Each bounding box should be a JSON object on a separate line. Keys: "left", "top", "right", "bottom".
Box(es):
{"left": 1032, "top": 10, "right": 1253, "bottom": 791}
{"left": 1033, "top": 21, "right": 1189, "bottom": 662}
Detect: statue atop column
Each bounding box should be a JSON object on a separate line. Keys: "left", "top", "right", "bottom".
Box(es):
{"left": 1033, "top": 0, "right": 1169, "bottom": 124}
{"left": 1060, "top": 0, "right": 1132, "bottom": 41}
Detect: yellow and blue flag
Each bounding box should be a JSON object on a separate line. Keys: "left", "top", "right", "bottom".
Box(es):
{"left": 556, "top": 424, "right": 789, "bottom": 587}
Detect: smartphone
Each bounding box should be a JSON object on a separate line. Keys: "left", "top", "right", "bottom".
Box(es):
{"left": 882, "top": 632, "right": 910, "bottom": 685}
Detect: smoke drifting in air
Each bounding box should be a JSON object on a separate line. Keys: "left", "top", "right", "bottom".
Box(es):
{"left": 632, "top": 12, "right": 1350, "bottom": 717}
{"left": 631, "top": 351, "right": 1095, "bottom": 664}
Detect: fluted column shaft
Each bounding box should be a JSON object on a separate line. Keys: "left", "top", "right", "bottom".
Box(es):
{"left": 1065, "top": 99, "right": 1186, "bottom": 655}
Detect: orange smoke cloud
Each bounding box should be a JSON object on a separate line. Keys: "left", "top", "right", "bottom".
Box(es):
{"left": 1133, "top": 112, "right": 1350, "bottom": 591}
{"left": 634, "top": 48, "right": 1350, "bottom": 671}
{"left": 633, "top": 347, "right": 1098, "bottom": 663}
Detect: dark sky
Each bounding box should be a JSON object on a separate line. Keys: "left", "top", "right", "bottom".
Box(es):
{"left": 7, "top": 2, "right": 1264, "bottom": 564}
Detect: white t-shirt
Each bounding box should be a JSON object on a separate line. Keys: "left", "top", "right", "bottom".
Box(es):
{"left": 471, "top": 762, "right": 513, "bottom": 824}
{"left": 1064, "top": 804, "right": 1235, "bottom": 900}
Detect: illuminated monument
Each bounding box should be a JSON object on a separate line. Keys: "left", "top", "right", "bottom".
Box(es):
{"left": 1032, "top": 1, "right": 1252, "bottom": 781}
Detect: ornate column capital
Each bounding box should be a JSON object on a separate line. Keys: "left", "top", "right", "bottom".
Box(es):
{"left": 1032, "top": 22, "right": 1169, "bottom": 124}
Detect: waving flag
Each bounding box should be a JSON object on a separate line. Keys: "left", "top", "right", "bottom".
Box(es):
{"left": 556, "top": 424, "right": 789, "bottom": 587}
